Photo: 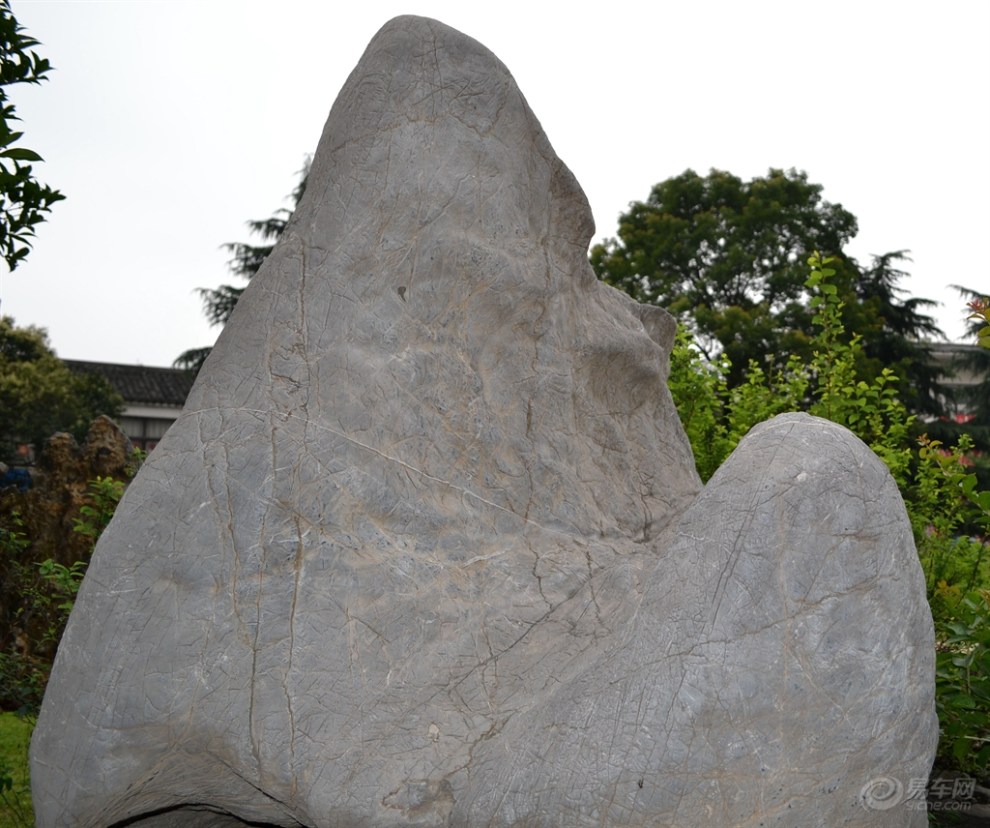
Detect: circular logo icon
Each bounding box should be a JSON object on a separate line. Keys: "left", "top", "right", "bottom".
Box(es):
{"left": 860, "top": 776, "right": 904, "bottom": 810}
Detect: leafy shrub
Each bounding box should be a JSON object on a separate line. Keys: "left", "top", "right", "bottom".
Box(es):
{"left": 935, "top": 593, "right": 990, "bottom": 770}
{"left": 0, "top": 712, "right": 34, "bottom": 827}
{"left": 0, "top": 473, "right": 131, "bottom": 715}
{"left": 0, "top": 467, "right": 133, "bottom": 824}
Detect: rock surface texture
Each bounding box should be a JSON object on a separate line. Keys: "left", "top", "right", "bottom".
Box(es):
{"left": 31, "top": 16, "right": 936, "bottom": 828}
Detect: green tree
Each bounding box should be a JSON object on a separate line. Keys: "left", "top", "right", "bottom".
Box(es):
{"left": 0, "top": 1, "right": 63, "bottom": 271}
{"left": 175, "top": 163, "right": 308, "bottom": 372}
{"left": 0, "top": 317, "right": 123, "bottom": 460}
{"left": 849, "top": 250, "right": 944, "bottom": 415}
{"left": 591, "top": 168, "right": 944, "bottom": 412}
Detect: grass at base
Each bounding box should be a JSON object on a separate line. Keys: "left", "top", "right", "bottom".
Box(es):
{"left": 0, "top": 711, "right": 34, "bottom": 827}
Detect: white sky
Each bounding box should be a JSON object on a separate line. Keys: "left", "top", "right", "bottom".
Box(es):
{"left": 2, "top": 0, "right": 988, "bottom": 367}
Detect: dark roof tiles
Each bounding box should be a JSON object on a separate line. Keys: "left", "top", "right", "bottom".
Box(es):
{"left": 65, "top": 361, "right": 194, "bottom": 408}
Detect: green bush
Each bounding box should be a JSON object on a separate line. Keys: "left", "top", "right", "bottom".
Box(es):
{"left": 0, "top": 474, "right": 130, "bottom": 715}
{"left": 0, "top": 471, "right": 132, "bottom": 823}
{"left": 935, "top": 593, "right": 990, "bottom": 770}
{"left": 0, "top": 712, "right": 34, "bottom": 827}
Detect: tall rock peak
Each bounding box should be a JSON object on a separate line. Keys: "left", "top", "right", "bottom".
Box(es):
{"left": 31, "top": 16, "right": 934, "bottom": 828}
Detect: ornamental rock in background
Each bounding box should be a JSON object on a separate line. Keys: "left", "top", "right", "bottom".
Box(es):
{"left": 31, "top": 16, "right": 936, "bottom": 827}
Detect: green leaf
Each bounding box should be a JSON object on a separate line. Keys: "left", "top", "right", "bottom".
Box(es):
{"left": 948, "top": 693, "right": 978, "bottom": 709}
{"left": 0, "top": 146, "right": 42, "bottom": 161}
{"left": 954, "top": 737, "right": 973, "bottom": 763}
{"left": 0, "top": 129, "right": 23, "bottom": 148}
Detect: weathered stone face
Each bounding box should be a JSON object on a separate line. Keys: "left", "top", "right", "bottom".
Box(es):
{"left": 31, "top": 16, "right": 936, "bottom": 828}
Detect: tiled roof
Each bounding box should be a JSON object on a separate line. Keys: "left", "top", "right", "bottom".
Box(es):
{"left": 65, "top": 361, "right": 195, "bottom": 408}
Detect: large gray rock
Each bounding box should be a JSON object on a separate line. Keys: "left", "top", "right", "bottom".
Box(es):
{"left": 31, "top": 15, "right": 936, "bottom": 828}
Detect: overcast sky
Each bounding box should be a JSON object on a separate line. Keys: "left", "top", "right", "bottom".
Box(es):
{"left": 2, "top": 0, "right": 988, "bottom": 366}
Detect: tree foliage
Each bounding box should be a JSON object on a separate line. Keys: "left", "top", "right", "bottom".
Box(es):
{"left": 591, "top": 168, "right": 945, "bottom": 413}
{"left": 175, "top": 163, "right": 308, "bottom": 372}
{"left": 0, "top": 317, "right": 122, "bottom": 460}
{"left": 965, "top": 292, "right": 990, "bottom": 349}
{"left": 0, "top": 1, "right": 63, "bottom": 271}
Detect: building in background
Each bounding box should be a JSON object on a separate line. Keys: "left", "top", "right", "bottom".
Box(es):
{"left": 65, "top": 361, "right": 195, "bottom": 452}
{"left": 928, "top": 343, "right": 987, "bottom": 423}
